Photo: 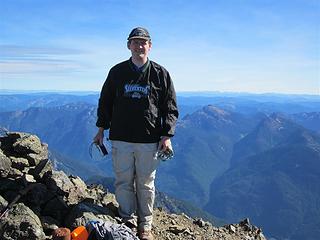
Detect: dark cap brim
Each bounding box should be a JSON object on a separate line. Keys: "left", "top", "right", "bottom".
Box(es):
{"left": 127, "top": 36, "right": 151, "bottom": 41}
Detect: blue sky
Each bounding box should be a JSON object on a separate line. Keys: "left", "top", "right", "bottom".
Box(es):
{"left": 0, "top": 0, "right": 319, "bottom": 94}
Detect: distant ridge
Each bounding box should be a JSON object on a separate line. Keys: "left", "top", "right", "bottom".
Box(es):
{"left": 0, "top": 89, "right": 100, "bottom": 95}
{"left": 206, "top": 114, "right": 320, "bottom": 240}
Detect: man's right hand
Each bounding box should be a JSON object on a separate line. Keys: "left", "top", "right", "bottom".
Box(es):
{"left": 93, "top": 127, "right": 104, "bottom": 145}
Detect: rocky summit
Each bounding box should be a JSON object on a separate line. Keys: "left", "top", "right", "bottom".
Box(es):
{"left": 0, "top": 132, "right": 266, "bottom": 240}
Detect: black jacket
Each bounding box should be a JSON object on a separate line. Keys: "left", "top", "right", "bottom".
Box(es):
{"left": 96, "top": 59, "right": 179, "bottom": 143}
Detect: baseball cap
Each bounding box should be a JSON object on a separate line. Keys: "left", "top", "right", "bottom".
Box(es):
{"left": 128, "top": 27, "right": 151, "bottom": 41}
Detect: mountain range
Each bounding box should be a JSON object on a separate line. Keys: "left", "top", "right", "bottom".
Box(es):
{"left": 0, "top": 92, "right": 319, "bottom": 240}
{"left": 156, "top": 105, "right": 264, "bottom": 206}
{"left": 1, "top": 92, "right": 320, "bottom": 116}
{"left": 205, "top": 114, "right": 320, "bottom": 240}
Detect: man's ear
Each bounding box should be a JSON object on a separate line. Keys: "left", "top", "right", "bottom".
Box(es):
{"left": 127, "top": 41, "right": 131, "bottom": 50}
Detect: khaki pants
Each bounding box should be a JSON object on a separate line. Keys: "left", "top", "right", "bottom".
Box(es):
{"left": 111, "top": 140, "right": 159, "bottom": 231}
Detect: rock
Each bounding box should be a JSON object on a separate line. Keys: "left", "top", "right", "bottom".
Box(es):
{"left": 41, "top": 216, "right": 60, "bottom": 235}
{"left": 0, "top": 150, "right": 11, "bottom": 178}
{"left": 70, "top": 175, "right": 88, "bottom": 190}
{"left": 12, "top": 133, "right": 43, "bottom": 155}
{"left": 193, "top": 218, "right": 210, "bottom": 227}
{"left": 86, "top": 184, "right": 115, "bottom": 207}
{"left": 7, "top": 167, "right": 23, "bottom": 178}
{"left": 168, "top": 224, "right": 188, "bottom": 234}
{"left": 239, "top": 218, "right": 253, "bottom": 231}
{"left": 27, "top": 143, "right": 48, "bottom": 166}
{"left": 42, "top": 196, "right": 69, "bottom": 223}
{"left": 22, "top": 174, "right": 36, "bottom": 184}
{"left": 66, "top": 175, "right": 89, "bottom": 205}
{"left": 229, "top": 224, "right": 236, "bottom": 233}
{"left": 29, "top": 159, "right": 53, "bottom": 180}
{"left": 67, "top": 187, "right": 88, "bottom": 205}
{"left": 0, "top": 178, "right": 21, "bottom": 196}
{"left": 25, "top": 183, "right": 49, "bottom": 207}
{"left": 183, "top": 227, "right": 193, "bottom": 235}
{"left": 0, "top": 194, "right": 8, "bottom": 210}
{"left": 240, "top": 218, "right": 250, "bottom": 226}
{"left": 101, "top": 192, "right": 118, "bottom": 207}
{"left": 0, "top": 132, "right": 48, "bottom": 166}
{"left": 0, "top": 203, "right": 46, "bottom": 240}
{"left": 105, "top": 201, "right": 120, "bottom": 217}
{"left": 10, "top": 156, "right": 29, "bottom": 171}
{"left": 64, "top": 201, "right": 116, "bottom": 228}
{"left": 0, "top": 132, "right": 21, "bottom": 155}
{"left": 45, "top": 170, "right": 74, "bottom": 195}
{"left": 258, "top": 232, "right": 266, "bottom": 240}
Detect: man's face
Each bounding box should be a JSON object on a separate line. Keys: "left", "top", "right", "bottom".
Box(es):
{"left": 127, "top": 39, "right": 152, "bottom": 59}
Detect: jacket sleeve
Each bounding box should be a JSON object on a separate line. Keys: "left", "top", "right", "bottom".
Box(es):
{"left": 160, "top": 71, "right": 179, "bottom": 137}
{"left": 96, "top": 68, "right": 116, "bottom": 130}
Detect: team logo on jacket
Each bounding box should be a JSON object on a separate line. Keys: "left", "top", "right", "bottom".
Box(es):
{"left": 124, "top": 84, "right": 150, "bottom": 99}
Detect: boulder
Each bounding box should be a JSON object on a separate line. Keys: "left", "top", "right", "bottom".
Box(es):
{"left": 7, "top": 168, "right": 23, "bottom": 178}
{"left": 41, "top": 215, "right": 60, "bottom": 235}
{"left": 42, "top": 195, "right": 68, "bottom": 223}
{"left": 64, "top": 201, "right": 116, "bottom": 228}
{"left": 12, "top": 133, "right": 43, "bottom": 155}
{"left": 26, "top": 143, "right": 48, "bottom": 166}
{"left": 0, "top": 178, "right": 21, "bottom": 196}
{"left": 0, "top": 132, "right": 22, "bottom": 155}
{"left": 9, "top": 156, "right": 29, "bottom": 171}
{"left": 66, "top": 175, "right": 89, "bottom": 205}
{"left": 0, "top": 150, "right": 11, "bottom": 178}
{"left": 0, "top": 194, "right": 8, "bottom": 210}
{"left": 0, "top": 132, "right": 48, "bottom": 166}
{"left": 29, "top": 159, "right": 53, "bottom": 180}
{"left": 0, "top": 203, "right": 46, "bottom": 240}
{"left": 24, "top": 183, "right": 49, "bottom": 208}
{"left": 45, "top": 170, "right": 74, "bottom": 195}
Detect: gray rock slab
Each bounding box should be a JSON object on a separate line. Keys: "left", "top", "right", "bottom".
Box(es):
{"left": 0, "top": 150, "right": 12, "bottom": 178}
{"left": 0, "top": 203, "right": 46, "bottom": 240}
{"left": 12, "top": 134, "right": 43, "bottom": 155}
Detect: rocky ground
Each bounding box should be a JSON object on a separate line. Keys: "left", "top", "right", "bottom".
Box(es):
{"left": 153, "top": 209, "right": 265, "bottom": 240}
{"left": 0, "top": 132, "right": 266, "bottom": 240}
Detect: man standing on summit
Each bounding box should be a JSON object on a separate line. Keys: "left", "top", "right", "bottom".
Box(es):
{"left": 94, "top": 27, "right": 179, "bottom": 240}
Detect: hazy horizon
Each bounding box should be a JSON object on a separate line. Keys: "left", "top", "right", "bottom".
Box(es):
{"left": 1, "top": 88, "right": 319, "bottom": 97}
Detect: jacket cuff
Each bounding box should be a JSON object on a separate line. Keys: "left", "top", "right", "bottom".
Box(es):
{"left": 96, "top": 121, "right": 110, "bottom": 130}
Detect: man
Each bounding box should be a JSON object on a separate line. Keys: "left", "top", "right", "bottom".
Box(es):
{"left": 94, "top": 27, "right": 179, "bottom": 240}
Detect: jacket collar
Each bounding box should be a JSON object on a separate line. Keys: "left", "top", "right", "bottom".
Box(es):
{"left": 129, "top": 58, "right": 150, "bottom": 73}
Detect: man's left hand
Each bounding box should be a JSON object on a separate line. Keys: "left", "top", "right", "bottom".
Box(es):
{"left": 159, "top": 136, "right": 172, "bottom": 151}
